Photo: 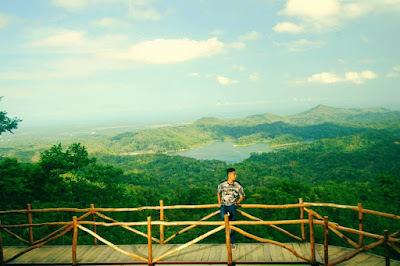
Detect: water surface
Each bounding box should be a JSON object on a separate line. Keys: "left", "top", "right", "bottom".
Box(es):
{"left": 169, "top": 141, "right": 282, "bottom": 163}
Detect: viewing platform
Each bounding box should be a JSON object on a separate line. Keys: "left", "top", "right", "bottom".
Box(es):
{"left": 3, "top": 243, "right": 400, "bottom": 265}
{"left": 1, "top": 200, "right": 399, "bottom": 265}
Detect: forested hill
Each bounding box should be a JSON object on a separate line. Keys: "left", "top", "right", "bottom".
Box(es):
{"left": 286, "top": 105, "right": 400, "bottom": 125}
{"left": 1, "top": 105, "right": 399, "bottom": 253}
{"left": 107, "top": 105, "right": 400, "bottom": 154}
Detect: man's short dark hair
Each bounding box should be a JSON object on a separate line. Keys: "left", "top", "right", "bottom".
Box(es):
{"left": 227, "top": 168, "right": 236, "bottom": 176}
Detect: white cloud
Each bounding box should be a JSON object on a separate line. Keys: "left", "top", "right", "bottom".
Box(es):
{"left": 0, "top": 14, "right": 12, "bottom": 30}
{"left": 128, "top": 7, "right": 163, "bottom": 20}
{"left": 210, "top": 29, "right": 225, "bottom": 36}
{"left": 28, "top": 29, "right": 129, "bottom": 54}
{"left": 227, "top": 42, "right": 246, "bottom": 50}
{"left": 51, "top": 0, "right": 151, "bottom": 11}
{"left": 278, "top": 0, "right": 400, "bottom": 33}
{"left": 31, "top": 30, "right": 86, "bottom": 47}
{"left": 282, "top": 0, "right": 340, "bottom": 17}
{"left": 233, "top": 65, "right": 246, "bottom": 71}
{"left": 306, "top": 70, "right": 377, "bottom": 84}
{"left": 238, "top": 31, "right": 262, "bottom": 41}
{"left": 249, "top": 72, "right": 259, "bottom": 82}
{"left": 345, "top": 70, "right": 377, "bottom": 84}
{"left": 0, "top": 57, "right": 123, "bottom": 80}
{"left": 217, "top": 75, "right": 239, "bottom": 85}
{"left": 345, "top": 72, "right": 363, "bottom": 84}
{"left": 360, "top": 70, "right": 377, "bottom": 80}
{"left": 386, "top": 65, "right": 400, "bottom": 78}
{"left": 272, "top": 22, "right": 303, "bottom": 33}
{"left": 292, "top": 97, "right": 313, "bottom": 103}
{"left": 275, "top": 39, "right": 324, "bottom": 52}
{"left": 308, "top": 72, "right": 342, "bottom": 84}
{"left": 361, "top": 35, "right": 370, "bottom": 43}
{"left": 51, "top": 0, "right": 174, "bottom": 21}
{"left": 386, "top": 72, "right": 399, "bottom": 78}
{"left": 51, "top": 0, "right": 88, "bottom": 11}
{"left": 113, "top": 38, "right": 225, "bottom": 64}
{"left": 92, "top": 18, "right": 129, "bottom": 27}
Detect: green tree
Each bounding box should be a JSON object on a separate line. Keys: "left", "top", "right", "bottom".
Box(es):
{"left": 0, "top": 97, "right": 21, "bottom": 135}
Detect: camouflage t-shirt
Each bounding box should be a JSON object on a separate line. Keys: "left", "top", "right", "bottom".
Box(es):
{"left": 217, "top": 180, "right": 245, "bottom": 206}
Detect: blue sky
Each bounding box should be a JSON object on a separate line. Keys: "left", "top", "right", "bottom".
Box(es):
{"left": 1, "top": 0, "right": 400, "bottom": 128}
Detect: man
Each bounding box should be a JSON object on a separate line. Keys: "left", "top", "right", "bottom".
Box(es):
{"left": 217, "top": 168, "right": 245, "bottom": 250}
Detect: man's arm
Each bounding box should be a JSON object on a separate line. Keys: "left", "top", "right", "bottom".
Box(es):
{"left": 236, "top": 196, "right": 245, "bottom": 206}
{"left": 217, "top": 192, "right": 221, "bottom": 206}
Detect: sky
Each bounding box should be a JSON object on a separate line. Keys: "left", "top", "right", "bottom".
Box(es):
{"left": 1, "top": 0, "right": 400, "bottom": 129}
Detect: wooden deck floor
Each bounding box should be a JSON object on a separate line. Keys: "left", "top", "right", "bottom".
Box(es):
{"left": 3, "top": 243, "right": 400, "bottom": 265}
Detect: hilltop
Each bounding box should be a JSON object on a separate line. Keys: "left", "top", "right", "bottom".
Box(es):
{"left": 1, "top": 105, "right": 400, "bottom": 162}
{"left": 106, "top": 105, "right": 400, "bottom": 154}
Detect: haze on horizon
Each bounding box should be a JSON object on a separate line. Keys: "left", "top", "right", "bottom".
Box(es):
{"left": 1, "top": 0, "right": 400, "bottom": 131}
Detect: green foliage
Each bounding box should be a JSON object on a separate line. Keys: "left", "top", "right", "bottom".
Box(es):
{"left": 0, "top": 106, "right": 399, "bottom": 258}
{"left": 0, "top": 97, "right": 21, "bottom": 135}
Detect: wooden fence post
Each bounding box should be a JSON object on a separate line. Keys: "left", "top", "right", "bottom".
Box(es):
{"left": 224, "top": 214, "right": 233, "bottom": 266}
{"left": 90, "top": 204, "right": 97, "bottom": 246}
{"left": 160, "top": 200, "right": 164, "bottom": 245}
{"left": 0, "top": 220, "right": 4, "bottom": 266}
{"left": 384, "top": 230, "right": 390, "bottom": 266}
{"left": 323, "top": 216, "right": 329, "bottom": 266}
{"left": 27, "top": 204, "right": 34, "bottom": 245}
{"left": 147, "top": 216, "right": 153, "bottom": 266}
{"left": 358, "top": 203, "right": 363, "bottom": 247}
{"left": 309, "top": 213, "right": 315, "bottom": 264}
{"left": 72, "top": 216, "right": 78, "bottom": 266}
{"left": 299, "top": 198, "right": 305, "bottom": 241}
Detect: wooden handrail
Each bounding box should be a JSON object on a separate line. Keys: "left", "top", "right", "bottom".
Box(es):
{"left": 1, "top": 202, "right": 399, "bottom": 220}
{"left": 1, "top": 200, "right": 399, "bottom": 266}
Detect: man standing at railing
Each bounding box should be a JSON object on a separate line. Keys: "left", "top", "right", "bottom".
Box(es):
{"left": 217, "top": 167, "right": 245, "bottom": 250}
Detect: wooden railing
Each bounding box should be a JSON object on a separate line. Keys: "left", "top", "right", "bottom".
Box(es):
{"left": 0, "top": 199, "right": 399, "bottom": 266}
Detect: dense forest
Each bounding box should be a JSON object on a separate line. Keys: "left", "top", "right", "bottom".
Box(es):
{"left": 0, "top": 105, "right": 399, "bottom": 258}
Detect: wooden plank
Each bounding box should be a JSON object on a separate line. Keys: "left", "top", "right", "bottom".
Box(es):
{"left": 130, "top": 244, "right": 147, "bottom": 261}
{"left": 77, "top": 246, "right": 97, "bottom": 262}
{"left": 209, "top": 244, "right": 223, "bottom": 262}
{"left": 179, "top": 243, "right": 199, "bottom": 262}
{"left": 82, "top": 246, "right": 109, "bottom": 262}
{"left": 232, "top": 243, "right": 241, "bottom": 262}
{"left": 91, "top": 246, "right": 114, "bottom": 263}
{"left": 165, "top": 244, "right": 181, "bottom": 261}
{"left": 281, "top": 244, "right": 295, "bottom": 262}
{"left": 269, "top": 243, "right": 284, "bottom": 262}
{"left": 299, "top": 242, "right": 311, "bottom": 259}
{"left": 52, "top": 246, "right": 72, "bottom": 263}
{"left": 217, "top": 243, "right": 227, "bottom": 262}
{"left": 205, "top": 244, "right": 218, "bottom": 262}
{"left": 3, "top": 247, "right": 21, "bottom": 261}
{"left": 244, "top": 243, "right": 252, "bottom": 261}
{"left": 288, "top": 243, "right": 301, "bottom": 262}
{"left": 194, "top": 244, "right": 206, "bottom": 261}
{"left": 292, "top": 243, "right": 304, "bottom": 262}
{"left": 313, "top": 244, "right": 323, "bottom": 263}
{"left": 256, "top": 243, "right": 265, "bottom": 262}
{"left": 360, "top": 258, "right": 386, "bottom": 266}
{"left": 263, "top": 243, "right": 272, "bottom": 262}
{"left": 172, "top": 244, "right": 192, "bottom": 262}
{"left": 104, "top": 245, "right": 136, "bottom": 263}
{"left": 3, "top": 243, "right": 400, "bottom": 264}
{"left": 251, "top": 244, "right": 261, "bottom": 262}
{"left": 345, "top": 252, "right": 375, "bottom": 265}
{"left": 200, "top": 244, "right": 212, "bottom": 262}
